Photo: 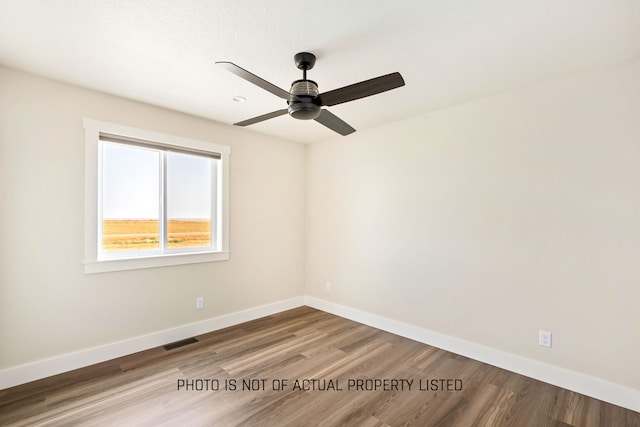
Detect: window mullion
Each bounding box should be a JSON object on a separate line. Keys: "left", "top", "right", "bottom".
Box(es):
{"left": 212, "top": 158, "right": 219, "bottom": 250}
{"left": 160, "top": 150, "right": 167, "bottom": 253}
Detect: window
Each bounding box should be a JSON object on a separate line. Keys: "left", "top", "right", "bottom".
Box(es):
{"left": 84, "top": 119, "right": 230, "bottom": 273}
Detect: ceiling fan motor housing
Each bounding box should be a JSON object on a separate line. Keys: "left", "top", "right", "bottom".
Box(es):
{"left": 288, "top": 80, "right": 321, "bottom": 120}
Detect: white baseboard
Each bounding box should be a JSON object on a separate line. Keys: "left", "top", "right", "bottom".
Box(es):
{"left": 304, "top": 296, "right": 640, "bottom": 413}
{"left": 0, "top": 297, "right": 305, "bottom": 390}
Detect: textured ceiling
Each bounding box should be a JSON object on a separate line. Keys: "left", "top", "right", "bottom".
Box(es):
{"left": 1, "top": 0, "right": 639, "bottom": 143}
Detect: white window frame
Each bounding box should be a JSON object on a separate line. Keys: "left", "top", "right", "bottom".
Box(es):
{"left": 83, "top": 118, "right": 230, "bottom": 273}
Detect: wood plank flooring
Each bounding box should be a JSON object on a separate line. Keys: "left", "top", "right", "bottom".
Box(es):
{"left": 1, "top": 307, "right": 638, "bottom": 426}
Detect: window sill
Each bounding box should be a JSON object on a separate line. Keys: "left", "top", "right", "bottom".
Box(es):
{"left": 84, "top": 251, "right": 230, "bottom": 274}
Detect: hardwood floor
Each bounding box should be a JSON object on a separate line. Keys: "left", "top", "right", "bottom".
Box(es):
{"left": 1, "top": 307, "right": 638, "bottom": 426}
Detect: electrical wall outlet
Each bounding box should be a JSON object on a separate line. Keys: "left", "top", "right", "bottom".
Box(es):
{"left": 325, "top": 282, "right": 332, "bottom": 292}
{"left": 539, "top": 330, "right": 552, "bottom": 348}
{"left": 196, "top": 296, "right": 204, "bottom": 310}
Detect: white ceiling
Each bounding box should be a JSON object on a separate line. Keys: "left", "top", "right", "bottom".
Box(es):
{"left": 1, "top": 1, "right": 639, "bottom": 144}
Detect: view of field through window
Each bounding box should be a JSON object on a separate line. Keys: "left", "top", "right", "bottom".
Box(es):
{"left": 102, "top": 219, "right": 211, "bottom": 252}
{"left": 101, "top": 141, "right": 214, "bottom": 253}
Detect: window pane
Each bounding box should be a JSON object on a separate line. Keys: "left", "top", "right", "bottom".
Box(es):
{"left": 102, "top": 143, "right": 160, "bottom": 252}
{"left": 166, "top": 152, "right": 214, "bottom": 249}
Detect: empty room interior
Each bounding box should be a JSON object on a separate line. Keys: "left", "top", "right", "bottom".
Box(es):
{"left": 1, "top": 1, "right": 639, "bottom": 426}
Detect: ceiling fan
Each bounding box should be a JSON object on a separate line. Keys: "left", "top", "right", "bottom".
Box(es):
{"left": 216, "top": 52, "right": 405, "bottom": 136}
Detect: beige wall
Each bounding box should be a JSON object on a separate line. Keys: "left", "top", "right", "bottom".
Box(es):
{"left": 0, "top": 66, "right": 305, "bottom": 369}
{"left": 305, "top": 59, "right": 640, "bottom": 389}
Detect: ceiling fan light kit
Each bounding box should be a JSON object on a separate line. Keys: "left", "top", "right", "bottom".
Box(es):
{"left": 288, "top": 80, "right": 321, "bottom": 120}
{"left": 216, "top": 52, "right": 405, "bottom": 136}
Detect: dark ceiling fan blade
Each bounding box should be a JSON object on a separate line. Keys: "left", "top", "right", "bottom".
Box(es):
{"left": 216, "top": 61, "right": 292, "bottom": 100}
{"left": 234, "top": 109, "right": 288, "bottom": 126}
{"left": 314, "top": 109, "right": 356, "bottom": 136}
{"left": 316, "top": 72, "right": 405, "bottom": 107}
